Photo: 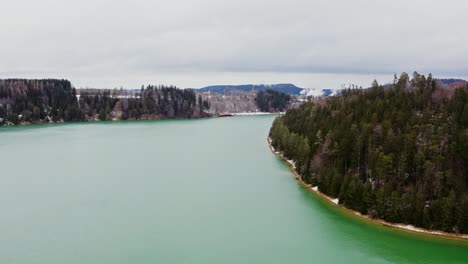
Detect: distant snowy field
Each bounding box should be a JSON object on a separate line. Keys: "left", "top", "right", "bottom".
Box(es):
{"left": 300, "top": 88, "right": 340, "bottom": 97}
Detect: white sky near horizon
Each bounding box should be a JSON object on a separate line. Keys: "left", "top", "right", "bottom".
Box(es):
{"left": 1, "top": 0, "right": 467, "bottom": 89}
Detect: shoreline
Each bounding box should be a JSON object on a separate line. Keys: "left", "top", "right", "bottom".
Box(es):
{"left": 0, "top": 115, "right": 215, "bottom": 128}
{"left": 232, "top": 112, "right": 285, "bottom": 116}
{"left": 0, "top": 112, "right": 280, "bottom": 127}
{"left": 267, "top": 137, "right": 468, "bottom": 241}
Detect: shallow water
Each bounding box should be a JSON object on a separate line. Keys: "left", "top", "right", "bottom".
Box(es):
{"left": 0, "top": 116, "right": 467, "bottom": 263}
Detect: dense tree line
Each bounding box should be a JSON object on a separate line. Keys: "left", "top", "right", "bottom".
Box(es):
{"left": 255, "top": 89, "right": 291, "bottom": 112}
{"left": 0, "top": 79, "right": 83, "bottom": 124}
{"left": 0, "top": 80, "right": 210, "bottom": 125}
{"left": 78, "top": 91, "right": 118, "bottom": 121}
{"left": 270, "top": 72, "right": 468, "bottom": 234}
{"left": 115, "top": 85, "right": 209, "bottom": 119}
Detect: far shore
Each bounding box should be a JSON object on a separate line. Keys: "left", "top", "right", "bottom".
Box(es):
{"left": 0, "top": 112, "right": 281, "bottom": 128}
{"left": 232, "top": 112, "right": 285, "bottom": 116}
{"left": 267, "top": 137, "right": 468, "bottom": 241}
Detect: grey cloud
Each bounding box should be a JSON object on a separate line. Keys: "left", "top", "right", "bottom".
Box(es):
{"left": 1, "top": 0, "right": 467, "bottom": 88}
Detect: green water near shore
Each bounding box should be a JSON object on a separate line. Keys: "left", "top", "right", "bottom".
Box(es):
{"left": 0, "top": 116, "right": 467, "bottom": 263}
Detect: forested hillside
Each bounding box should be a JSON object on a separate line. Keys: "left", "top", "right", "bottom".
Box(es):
{"left": 270, "top": 72, "right": 468, "bottom": 234}
{"left": 194, "top": 83, "right": 303, "bottom": 95}
{"left": 255, "top": 89, "right": 291, "bottom": 112}
{"left": 79, "top": 85, "right": 210, "bottom": 121}
{"left": 0, "top": 80, "right": 209, "bottom": 125}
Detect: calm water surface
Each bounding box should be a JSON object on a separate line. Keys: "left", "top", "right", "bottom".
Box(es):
{"left": 0, "top": 116, "right": 467, "bottom": 264}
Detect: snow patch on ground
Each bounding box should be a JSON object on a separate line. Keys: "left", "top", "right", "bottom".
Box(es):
{"left": 301, "top": 88, "right": 324, "bottom": 97}
{"left": 287, "top": 159, "right": 296, "bottom": 168}
{"left": 300, "top": 88, "right": 339, "bottom": 97}
{"left": 392, "top": 224, "right": 446, "bottom": 235}
{"left": 233, "top": 112, "right": 275, "bottom": 116}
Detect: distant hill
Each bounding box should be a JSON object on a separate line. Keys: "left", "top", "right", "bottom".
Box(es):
{"left": 192, "top": 84, "right": 304, "bottom": 95}
{"left": 437, "top": 78, "right": 466, "bottom": 85}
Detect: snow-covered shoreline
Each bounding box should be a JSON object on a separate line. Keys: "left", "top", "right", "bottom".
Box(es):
{"left": 232, "top": 112, "right": 284, "bottom": 116}
{"left": 267, "top": 137, "right": 468, "bottom": 240}
{"left": 269, "top": 139, "right": 342, "bottom": 206}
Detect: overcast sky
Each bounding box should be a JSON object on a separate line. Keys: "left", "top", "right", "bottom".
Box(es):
{"left": 1, "top": 0, "right": 467, "bottom": 89}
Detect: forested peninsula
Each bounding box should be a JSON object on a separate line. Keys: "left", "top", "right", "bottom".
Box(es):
{"left": 269, "top": 72, "right": 468, "bottom": 235}
{"left": 0, "top": 79, "right": 210, "bottom": 125}
{"left": 0, "top": 79, "right": 296, "bottom": 126}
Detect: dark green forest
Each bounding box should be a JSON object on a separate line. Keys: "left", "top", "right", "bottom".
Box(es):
{"left": 0, "top": 80, "right": 209, "bottom": 125}
{"left": 270, "top": 73, "right": 468, "bottom": 234}
{"left": 0, "top": 79, "right": 83, "bottom": 124}
{"left": 255, "top": 89, "right": 291, "bottom": 112}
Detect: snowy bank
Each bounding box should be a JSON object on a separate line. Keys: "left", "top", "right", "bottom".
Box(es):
{"left": 267, "top": 137, "right": 468, "bottom": 240}
{"left": 232, "top": 112, "right": 284, "bottom": 116}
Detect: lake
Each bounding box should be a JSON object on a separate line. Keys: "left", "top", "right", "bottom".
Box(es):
{"left": 0, "top": 115, "right": 467, "bottom": 263}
